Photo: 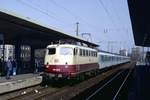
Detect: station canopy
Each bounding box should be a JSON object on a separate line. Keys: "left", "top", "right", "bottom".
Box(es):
{"left": 128, "top": 0, "right": 150, "bottom": 47}
{"left": 0, "top": 8, "right": 98, "bottom": 49}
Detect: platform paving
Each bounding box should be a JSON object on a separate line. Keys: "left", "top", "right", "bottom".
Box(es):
{"left": 0, "top": 73, "right": 42, "bottom": 94}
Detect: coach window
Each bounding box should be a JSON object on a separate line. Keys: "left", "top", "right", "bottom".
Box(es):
{"left": 112, "top": 56, "right": 114, "bottom": 61}
{"left": 117, "top": 57, "right": 119, "bottom": 61}
{"left": 101, "top": 55, "right": 104, "bottom": 61}
{"left": 82, "top": 49, "right": 83, "bottom": 56}
{"left": 94, "top": 52, "right": 96, "bottom": 57}
{"left": 93, "top": 51, "right": 95, "bottom": 57}
{"left": 47, "top": 48, "right": 56, "bottom": 55}
{"left": 92, "top": 51, "right": 94, "bottom": 57}
{"left": 84, "top": 50, "right": 86, "bottom": 56}
{"left": 89, "top": 51, "right": 92, "bottom": 56}
{"left": 82, "top": 49, "right": 84, "bottom": 56}
{"left": 104, "top": 55, "right": 107, "bottom": 61}
{"left": 86, "top": 50, "right": 88, "bottom": 56}
{"left": 88, "top": 50, "right": 90, "bottom": 56}
{"left": 80, "top": 49, "right": 82, "bottom": 56}
{"left": 74, "top": 48, "right": 75, "bottom": 55}
{"left": 93, "top": 51, "right": 94, "bottom": 57}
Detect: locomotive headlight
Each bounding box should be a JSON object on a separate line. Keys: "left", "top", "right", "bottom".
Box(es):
{"left": 65, "top": 62, "right": 68, "bottom": 68}
{"left": 65, "top": 65, "right": 68, "bottom": 68}
{"left": 46, "top": 65, "right": 49, "bottom": 68}
{"left": 46, "top": 62, "right": 49, "bottom": 68}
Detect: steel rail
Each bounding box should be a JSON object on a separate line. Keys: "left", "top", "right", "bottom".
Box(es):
{"left": 113, "top": 68, "right": 132, "bottom": 100}
{"left": 86, "top": 70, "right": 125, "bottom": 100}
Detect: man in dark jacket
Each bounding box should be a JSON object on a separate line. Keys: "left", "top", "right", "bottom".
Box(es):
{"left": 0, "top": 58, "right": 2, "bottom": 76}
{"left": 12, "top": 59, "right": 17, "bottom": 75}
{"left": 6, "top": 57, "right": 12, "bottom": 79}
{"left": 145, "top": 51, "right": 150, "bottom": 66}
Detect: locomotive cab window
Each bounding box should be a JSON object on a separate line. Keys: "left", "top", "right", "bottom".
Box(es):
{"left": 74, "top": 48, "right": 78, "bottom": 55}
{"left": 80, "top": 49, "right": 83, "bottom": 56}
{"left": 60, "top": 47, "right": 73, "bottom": 55}
{"left": 47, "top": 48, "right": 56, "bottom": 55}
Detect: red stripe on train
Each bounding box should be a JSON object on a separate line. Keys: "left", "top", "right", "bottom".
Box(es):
{"left": 44, "top": 63, "right": 99, "bottom": 77}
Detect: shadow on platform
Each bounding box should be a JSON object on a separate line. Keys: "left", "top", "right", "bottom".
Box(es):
{"left": 128, "top": 65, "right": 150, "bottom": 100}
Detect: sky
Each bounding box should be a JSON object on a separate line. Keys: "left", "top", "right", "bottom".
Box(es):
{"left": 0, "top": 0, "right": 135, "bottom": 53}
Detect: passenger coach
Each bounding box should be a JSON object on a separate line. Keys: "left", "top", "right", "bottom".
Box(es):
{"left": 98, "top": 51, "right": 130, "bottom": 69}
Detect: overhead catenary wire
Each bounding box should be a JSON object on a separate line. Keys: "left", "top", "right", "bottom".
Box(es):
{"left": 17, "top": 0, "right": 110, "bottom": 35}
{"left": 97, "top": 0, "right": 116, "bottom": 28}
{"left": 109, "top": 0, "right": 130, "bottom": 38}
{"left": 16, "top": 0, "right": 71, "bottom": 26}
{"left": 49, "top": 0, "right": 102, "bottom": 32}
{"left": 17, "top": 0, "right": 102, "bottom": 38}
{"left": 96, "top": 0, "right": 132, "bottom": 51}
{"left": 17, "top": 0, "right": 130, "bottom": 45}
{"left": 108, "top": 0, "right": 121, "bottom": 24}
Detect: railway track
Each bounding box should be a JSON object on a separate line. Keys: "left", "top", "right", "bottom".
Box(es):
{"left": 36, "top": 63, "right": 133, "bottom": 100}
{"left": 86, "top": 69, "right": 132, "bottom": 100}
{"left": 0, "top": 62, "right": 133, "bottom": 100}
{"left": 72, "top": 63, "right": 134, "bottom": 100}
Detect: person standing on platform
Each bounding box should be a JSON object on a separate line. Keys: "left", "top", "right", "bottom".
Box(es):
{"left": 35, "top": 58, "right": 39, "bottom": 73}
{"left": 12, "top": 59, "right": 17, "bottom": 75}
{"left": 0, "top": 58, "right": 2, "bottom": 76}
{"left": 145, "top": 51, "right": 150, "bottom": 66}
{"left": 6, "top": 57, "right": 12, "bottom": 79}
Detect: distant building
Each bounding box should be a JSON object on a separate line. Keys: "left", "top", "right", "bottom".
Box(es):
{"left": 0, "top": 45, "right": 46, "bottom": 62}
{"left": 131, "top": 47, "right": 142, "bottom": 61}
{"left": 0, "top": 45, "right": 31, "bottom": 61}
{"left": 119, "top": 49, "right": 128, "bottom": 56}
{"left": 0, "top": 45, "right": 15, "bottom": 61}
{"left": 21, "top": 45, "right": 31, "bottom": 61}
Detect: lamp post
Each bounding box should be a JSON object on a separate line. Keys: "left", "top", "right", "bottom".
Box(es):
{"left": 76, "top": 22, "right": 79, "bottom": 36}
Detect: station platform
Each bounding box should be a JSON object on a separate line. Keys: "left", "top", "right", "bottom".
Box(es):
{"left": 0, "top": 73, "right": 42, "bottom": 94}
{"left": 128, "top": 65, "right": 150, "bottom": 100}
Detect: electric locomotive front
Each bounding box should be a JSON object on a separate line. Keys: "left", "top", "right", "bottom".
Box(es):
{"left": 44, "top": 44, "right": 77, "bottom": 78}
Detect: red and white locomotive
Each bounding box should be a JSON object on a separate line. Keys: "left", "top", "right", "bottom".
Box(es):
{"left": 44, "top": 43, "right": 99, "bottom": 79}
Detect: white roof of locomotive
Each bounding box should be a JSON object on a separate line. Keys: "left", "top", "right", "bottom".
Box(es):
{"left": 47, "top": 44, "right": 97, "bottom": 51}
